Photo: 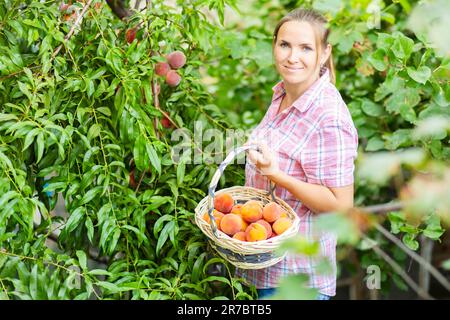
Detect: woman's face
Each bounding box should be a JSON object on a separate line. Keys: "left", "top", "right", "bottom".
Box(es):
{"left": 273, "top": 20, "right": 323, "bottom": 86}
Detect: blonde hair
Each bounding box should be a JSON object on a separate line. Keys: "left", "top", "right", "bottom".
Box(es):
{"left": 273, "top": 8, "right": 336, "bottom": 84}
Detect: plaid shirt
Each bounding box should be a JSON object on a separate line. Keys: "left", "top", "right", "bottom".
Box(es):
{"left": 236, "top": 69, "right": 358, "bottom": 296}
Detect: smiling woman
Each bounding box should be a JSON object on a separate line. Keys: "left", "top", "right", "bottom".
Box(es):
{"left": 272, "top": 14, "right": 334, "bottom": 113}
{"left": 237, "top": 8, "right": 359, "bottom": 300}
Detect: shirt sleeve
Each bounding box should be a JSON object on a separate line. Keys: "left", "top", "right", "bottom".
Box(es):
{"left": 300, "top": 119, "right": 358, "bottom": 188}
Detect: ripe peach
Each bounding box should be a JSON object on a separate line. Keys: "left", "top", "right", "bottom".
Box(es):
{"left": 214, "top": 193, "right": 234, "bottom": 214}
{"left": 59, "top": 2, "right": 70, "bottom": 11}
{"left": 272, "top": 217, "right": 292, "bottom": 235}
{"left": 256, "top": 219, "right": 272, "bottom": 238}
{"left": 240, "top": 219, "right": 248, "bottom": 232}
{"left": 167, "top": 51, "right": 186, "bottom": 69}
{"left": 280, "top": 211, "right": 288, "bottom": 218}
{"left": 231, "top": 204, "right": 243, "bottom": 215}
{"left": 220, "top": 214, "right": 243, "bottom": 236}
{"left": 129, "top": 169, "right": 136, "bottom": 188}
{"left": 63, "top": 11, "right": 77, "bottom": 22}
{"left": 232, "top": 232, "right": 246, "bottom": 241}
{"left": 241, "top": 200, "right": 263, "bottom": 223}
{"left": 161, "top": 116, "right": 171, "bottom": 128}
{"left": 165, "top": 70, "right": 181, "bottom": 87}
{"left": 94, "top": 2, "right": 102, "bottom": 12}
{"left": 155, "top": 62, "right": 170, "bottom": 77}
{"left": 262, "top": 202, "right": 282, "bottom": 223}
{"left": 203, "top": 210, "right": 225, "bottom": 230}
{"left": 125, "top": 28, "right": 137, "bottom": 44}
{"left": 245, "top": 223, "right": 268, "bottom": 242}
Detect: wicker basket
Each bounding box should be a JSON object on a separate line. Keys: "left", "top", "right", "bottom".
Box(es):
{"left": 194, "top": 145, "right": 301, "bottom": 269}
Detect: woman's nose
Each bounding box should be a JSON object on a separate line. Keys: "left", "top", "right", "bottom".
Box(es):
{"left": 287, "top": 48, "right": 302, "bottom": 63}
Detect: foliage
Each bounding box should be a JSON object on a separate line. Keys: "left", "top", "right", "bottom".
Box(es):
{"left": 0, "top": 0, "right": 252, "bottom": 300}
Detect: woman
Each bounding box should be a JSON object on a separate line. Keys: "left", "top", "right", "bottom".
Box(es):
{"left": 238, "top": 8, "right": 359, "bottom": 300}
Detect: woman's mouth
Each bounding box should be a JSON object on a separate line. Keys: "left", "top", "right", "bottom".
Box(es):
{"left": 284, "top": 66, "right": 304, "bottom": 72}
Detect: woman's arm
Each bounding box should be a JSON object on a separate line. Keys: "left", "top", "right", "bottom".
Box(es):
{"left": 266, "top": 170, "right": 354, "bottom": 214}
{"left": 247, "top": 143, "right": 354, "bottom": 214}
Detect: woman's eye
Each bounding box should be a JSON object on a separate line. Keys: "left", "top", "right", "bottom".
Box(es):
{"left": 302, "top": 46, "right": 312, "bottom": 51}
{"left": 280, "top": 42, "right": 289, "bottom": 48}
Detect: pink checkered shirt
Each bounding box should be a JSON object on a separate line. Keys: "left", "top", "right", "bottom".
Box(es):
{"left": 235, "top": 69, "right": 358, "bottom": 296}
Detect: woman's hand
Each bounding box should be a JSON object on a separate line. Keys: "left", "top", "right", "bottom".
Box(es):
{"left": 246, "top": 142, "right": 280, "bottom": 177}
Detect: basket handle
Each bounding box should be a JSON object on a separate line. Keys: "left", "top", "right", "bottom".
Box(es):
{"left": 207, "top": 144, "right": 277, "bottom": 238}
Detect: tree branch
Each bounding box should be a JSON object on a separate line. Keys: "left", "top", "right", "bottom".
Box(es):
{"left": 360, "top": 201, "right": 403, "bottom": 214}
{"left": 52, "top": 0, "right": 94, "bottom": 59}
{"left": 369, "top": 241, "right": 435, "bottom": 300}
{"left": 374, "top": 223, "right": 450, "bottom": 292}
{"left": 106, "top": 0, "right": 132, "bottom": 19}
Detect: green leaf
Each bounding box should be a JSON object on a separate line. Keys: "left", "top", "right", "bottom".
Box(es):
{"left": 85, "top": 217, "right": 94, "bottom": 243}
{"left": 88, "top": 269, "right": 112, "bottom": 276}
{"left": 0, "top": 113, "right": 18, "bottom": 122}
{"left": 87, "top": 124, "right": 101, "bottom": 141}
{"left": 153, "top": 214, "right": 174, "bottom": 238}
{"left": 385, "top": 88, "right": 420, "bottom": 118}
{"left": 177, "top": 162, "right": 185, "bottom": 186}
{"left": 367, "top": 49, "right": 387, "bottom": 71}
{"left": 423, "top": 215, "right": 445, "bottom": 240}
{"left": 366, "top": 136, "right": 385, "bottom": 151}
{"left": 278, "top": 236, "right": 319, "bottom": 256}
{"left": 413, "top": 116, "right": 449, "bottom": 140}
{"left": 43, "top": 182, "right": 66, "bottom": 193}
{"left": 402, "top": 233, "right": 419, "bottom": 251}
{"left": 361, "top": 99, "right": 384, "bottom": 117}
{"left": 399, "top": 104, "right": 417, "bottom": 124}
{"left": 97, "top": 107, "right": 111, "bottom": 117}
{"left": 76, "top": 250, "right": 87, "bottom": 270}
{"left": 108, "top": 227, "right": 121, "bottom": 255}
{"left": 269, "top": 274, "right": 318, "bottom": 300}
{"left": 156, "top": 221, "right": 175, "bottom": 256}
{"left": 99, "top": 219, "right": 115, "bottom": 252}
{"left": 88, "top": 67, "right": 107, "bottom": 80}
{"left": 66, "top": 207, "right": 85, "bottom": 233}
{"left": 442, "top": 259, "right": 450, "bottom": 270}
{"left": 200, "top": 276, "right": 231, "bottom": 286}
{"left": 250, "top": 41, "right": 273, "bottom": 68}
{"left": 36, "top": 132, "right": 45, "bottom": 163}
{"left": 357, "top": 237, "right": 378, "bottom": 250}
{"left": 384, "top": 129, "right": 413, "bottom": 150}
{"left": 123, "top": 225, "right": 148, "bottom": 246}
{"left": 145, "top": 142, "right": 161, "bottom": 174}
{"left": 79, "top": 188, "right": 99, "bottom": 206}
{"left": 407, "top": 66, "right": 431, "bottom": 84}
{"left": 388, "top": 211, "right": 405, "bottom": 234}
{"left": 146, "top": 196, "right": 171, "bottom": 211}
{"left": 375, "top": 75, "right": 405, "bottom": 101}
{"left": 391, "top": 34, "right": 414, "bottom": 60}
{"left": 313, "top": 0, "right": 342, "bottom": 16}
{"left": 97, "top": 281, "right": 121, "bottom": 293}
{"left": 315, "top": 213, "right": 360, "bottom": 245}
{"left": 22, "top": 128, "right": 39, "bottom": 152}
{"left": 191, "top": 252, "right": 207, "bottom": 283}
{"left": 376, "top": 33, "right": 394, "bottom": 51}
{"left": 133, "top": 135, "right": 146, "bottom": 171}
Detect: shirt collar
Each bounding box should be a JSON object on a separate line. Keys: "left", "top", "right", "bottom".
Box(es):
{"left": 271, "top": 68, "right": 330, "bottom": 113}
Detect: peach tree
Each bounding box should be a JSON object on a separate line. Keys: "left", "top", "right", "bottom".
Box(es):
{"left": 0, "top": 0, "right": 252, "bottom": 300}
